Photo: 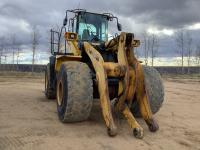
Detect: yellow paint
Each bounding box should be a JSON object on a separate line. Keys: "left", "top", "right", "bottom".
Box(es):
{"left": 55, "top": 55, "right": 82, "bottom": 72}
{"left": 83, "top": 42, "right": 117, "bottom": 136}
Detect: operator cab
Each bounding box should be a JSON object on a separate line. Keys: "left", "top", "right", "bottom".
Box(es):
{"left": 50, "top": 9, "right": 122, "bottom": 55}
{"left": 76, "top": 12, "right": 108, "bottom": 42}
{"left": 64, "top": 9, "right": 122, "bottom": 42}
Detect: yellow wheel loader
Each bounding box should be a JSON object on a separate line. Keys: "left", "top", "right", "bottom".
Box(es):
{"left": 44, "top": 9, "right": 164, "bottom": 138}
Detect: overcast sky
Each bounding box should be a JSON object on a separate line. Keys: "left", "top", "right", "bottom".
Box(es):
{"left": 0, "top": 0, "right": 200, "bottom": 60}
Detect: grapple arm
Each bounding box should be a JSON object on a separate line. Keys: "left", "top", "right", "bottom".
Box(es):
{"left": 83, "top": 32, "right": 159, "bottom": 138}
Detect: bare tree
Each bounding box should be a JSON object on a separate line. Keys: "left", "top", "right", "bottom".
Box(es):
{"left": 185, "top": 32, "right": 193, "bottom": 74}
{"left": 195, "top": 45, "right": 200, "bottom": 65}
{"left": 31, "top": 26, "right": 40, "bottom": 72}
{"left": 141, "top": 32, "right": 156, "bottom": 66}
{"left": 10, "top": 34, "right": 18, "bottom": 64}
{"left": 142, "top": 32, "right": 149, "bottom": 65}
{"left": 175, "top": 29, "right": 185, "bottom": 73}
{"left": 2, "top": 46, "right": 9, "bottom": 64}
{"left": 9, "top": 34, "right": 22, "bottom": 70}
{"left": 195, "top": 44, "right": 200, "bottom": 73}
{"left": 147, "top": 35, "right": 151, "bottom": 65}
{"left": 150, "top": 34, "right": 159, "bottom": 67}
{"left": 16, "top": 40, "right": 22, "bottom": 65}
{"left": 0, "top": 36, "right": 6, "bottom": 64}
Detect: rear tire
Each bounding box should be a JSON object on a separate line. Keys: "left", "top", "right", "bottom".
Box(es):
{"left": 56, "top": 61, "right": 93, "bottom": 122}
{"left": 131, "top": 65, "right": 164, "bottom": 117}
{"left": 45, "top": 63, "right": 56, "bottom": 99}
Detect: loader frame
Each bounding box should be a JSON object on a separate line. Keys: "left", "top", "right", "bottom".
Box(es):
{"left": 47, "top": 9, "right": 159, "bottom": 138}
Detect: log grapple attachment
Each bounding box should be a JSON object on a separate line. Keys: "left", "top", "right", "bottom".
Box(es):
{"left": 83, "top": 32, "right": 159, "bottom": 138}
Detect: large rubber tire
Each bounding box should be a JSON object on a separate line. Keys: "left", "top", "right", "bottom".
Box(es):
{"left": 45, "top": 63, "right": 56, "bottom": 99}
{"left": 56, "top": 61, "right": 93, "bottom": 122}
{"left": 131, "top": 65, "right": 164, "bottom": 117}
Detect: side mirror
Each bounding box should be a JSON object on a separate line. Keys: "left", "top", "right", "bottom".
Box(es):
{"left": 117, "top": 23, "right": 122, "bottom": 31}
{"left": 63, "top": 18, "right": 67, "bottom": 26}
{"left": 63, "top": 13, "right": 68, "bottom": 26}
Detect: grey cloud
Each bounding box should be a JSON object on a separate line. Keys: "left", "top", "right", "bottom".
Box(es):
{"left": 1, "top": 0, "right": 200, "bottom": 32}
{"left": 0, "top": 0, "right": 199, "bottom": 58}
{"left": 80, "top": 0, "right": 200, "bottom": 29}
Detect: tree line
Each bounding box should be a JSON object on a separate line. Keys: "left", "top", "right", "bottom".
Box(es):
{"left": 0, "top": 26, "right": 200, "bottom": 73}
{"left": 0, "top": 26, "right": 40, "bottom": 69}
{"left": 140, "top": 30, "right": 200, "bottom": 73}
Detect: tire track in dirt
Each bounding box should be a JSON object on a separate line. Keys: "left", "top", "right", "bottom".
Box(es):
{"left": 0, "top": 136, "right": 44, "bottom": 150}
{"left": 0, "top": 126, "right": 59, "bottom": 150}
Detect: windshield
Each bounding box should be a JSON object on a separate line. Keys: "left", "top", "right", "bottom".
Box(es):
{"left": 77, "top": 12, "right": 108, "bottom": 41}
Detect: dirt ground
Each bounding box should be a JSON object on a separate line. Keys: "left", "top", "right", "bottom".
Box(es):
{"left": 0, "top": 73, "right": 200, "bottom": 150}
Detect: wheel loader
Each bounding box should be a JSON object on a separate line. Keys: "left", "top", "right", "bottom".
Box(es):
{"left": 45, "top": 9, "right": 164, "bottom": 138}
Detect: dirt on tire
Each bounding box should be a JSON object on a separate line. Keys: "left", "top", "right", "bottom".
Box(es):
{"left": 56, "top": 62, "right": 93, "bottom": 122}
{"left": 131, "top": 66, "right": 164, "bottom": 117}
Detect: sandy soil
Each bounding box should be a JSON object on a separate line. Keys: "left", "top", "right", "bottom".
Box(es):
{"left": 0, "top": 75, "right": 200, "bottom": 150}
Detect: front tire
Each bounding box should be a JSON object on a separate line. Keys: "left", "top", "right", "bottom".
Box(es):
{"left": 56, "top": 61, "right": 93, "bottom": 122}
{"left": 131, "top": 65, "right": 164, "bottom": 117}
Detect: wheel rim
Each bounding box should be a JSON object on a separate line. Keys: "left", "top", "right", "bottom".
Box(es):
{"left": 57, "top": 80, "right": 63, "bottom": 106}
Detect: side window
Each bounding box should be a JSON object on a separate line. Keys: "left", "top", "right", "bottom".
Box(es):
{"left": 101, "top": 22, "right": 107, "bottom": 41}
